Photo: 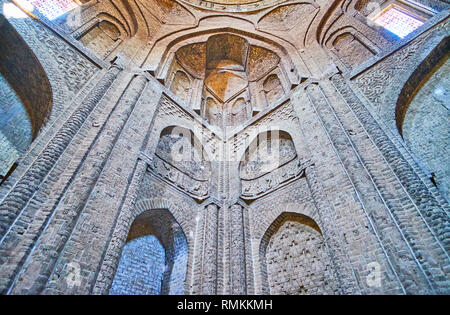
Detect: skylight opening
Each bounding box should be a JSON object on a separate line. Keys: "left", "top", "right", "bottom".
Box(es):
{"left": 3, "top": 2, "right": 30, "bottom": 19}
{"left": 372, "top": 5, "right": 425, "bottom": 38}
{"left": 15, "top": 0, "right": 78, "bottom": 20}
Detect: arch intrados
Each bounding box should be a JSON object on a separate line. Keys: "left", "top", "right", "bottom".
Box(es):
{"left": 395, "top": 37, "right": 449, "bottom": 137}
{"left": 172, "top": 70, "right": 191, "bottom": 85}
{"left": 0, "top": 16, "right": 53, "bottom": 139}
{"left": 325, "top": 26, "right": 375, "bottom": 52}
{"left": 260, "top": 211, "right": 323, "bottom": 255}
{"left": 238, "top": 129, "right": 296, "bottom": 166}
{"left": 158, "top": 125, "right": 212, "bottom": 162}
{"left": 96, "top": 13, "right": 129, "bottom": 38}
{"left": 145, "top": 24, "right": 300, "bottom": 75}
{"left": 126, "top": 208, "right": 187, "bottom": 250}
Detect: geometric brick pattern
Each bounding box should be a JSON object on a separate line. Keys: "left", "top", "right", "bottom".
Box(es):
{"left": 0, "top": 0, "right": 449, "bottom": 296}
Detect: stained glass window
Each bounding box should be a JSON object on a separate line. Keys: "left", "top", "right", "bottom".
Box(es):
{"left": 372, "top": 6, "right": 424, "bottom": 38}
{"left": 15, "top": 0, "right": 78, "bottom": 20}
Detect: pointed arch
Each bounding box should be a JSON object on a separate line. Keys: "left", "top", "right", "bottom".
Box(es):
{"left": 259, "top": 212, "right": 338, "bottom": 295}
{"left": 110, "top": 203, "right": 189, "bottom": 295}
{"left": 395, "top": 36, "right": 449, "bottom": 136}
{"left": 0, "top": 15, "right": 53, "bottom": 138}
{"left": 263, "top": 73, "right": 284, "bottom": 106}
{"left": 395, "top": 36, "right": 450, "bottom": 200}
{"left": 0, "top": 15, "right": 52, "bottom": 180}
{"left": 143, "top": 20, "right": 303, "bottom": 82}
{"left": 170, "top": 70, "right": 191, "bottom": 104}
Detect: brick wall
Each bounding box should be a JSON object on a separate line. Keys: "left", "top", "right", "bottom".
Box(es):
{"left": 0, "top": 0, "right": 448, "bottom": 296}
{"left": 0, "top": 74, "right": 31, "bottom": 177}
{"left": 403, "top": 58, "right": 449, "bottom": 201}
{"left": 110, "top": 235, "right": 165, "bottom": 295}
{"left": 266, "top": 219, "right": 338, "bottom": 295}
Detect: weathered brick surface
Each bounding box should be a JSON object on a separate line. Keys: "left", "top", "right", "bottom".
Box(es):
{"left": 0, "top": 0, "right": 449, "bottom": 295}
{"left": 110, "top": 235, "right": 165, "bottom": 295}
{"left": 0, "top": 74, "right": 31, "bottom": 177}
{"left": 403, "top": 59, "right": 449, "bottom": 200}
{"left": 266, "top": 219, "right": 338, "bottom": 295}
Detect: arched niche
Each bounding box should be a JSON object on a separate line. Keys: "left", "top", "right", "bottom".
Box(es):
{"left": 170, "top": 70, "right": 191, "bottom": 105}
{"left": 203, "top": 96, "right": 222, "bottom": 126}
{"left": 149, "top": 126, "right": 211, "bottom": 200}
{"left": 202, "top": 34, "right": 250, "bottom": 128}
{"left": 328, "top": 31, "right": 375, "bottom": 70}
{"left": 206, "top": 33, "right": 249, "bottom": 70}
{"left": 79, "top": 19, "right": 122, "bottom": 59}
{"left": 240, "top": 130, "right": 297, "bottom": 179}
{"left": 160, "top": 29, "right": 301, "bottom": 129}
{"left": 230, "top": 97, "right": 248, "bottom": 126}
{"left": 260, "top": 212, "right": 338, "bottom": 295}
{"left": 147, "top": 23, "right": 303, "bottom": 101}
{"left": 263, "top": 73, "right": 284, "bottom": 106}
{"left": 149, "top": 24, "right": 296, "bottom": 75}
{"left": 109, "top": 208, "right": 188, "bottom": 295}
{"left": 0, "top": 15, "right": 52, "bottom": 181}
{"left": 239, "top": 130, "right": 301, "bottom": 200}
{"left": 155, "top": 126, "right": 211, "bottom": 179}
{"left": 396, "top": 37, "right": 450, "bottom": 200}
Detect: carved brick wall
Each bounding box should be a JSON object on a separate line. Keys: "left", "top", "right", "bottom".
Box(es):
{"left": 0, "top": 0, "right": 449, "bottom": 296}
{"left": 266, "top": 219, "right": 338, "bottom": 295}
{"left": 402, "top": 58, "right": 449, "bottom": 201}
{"left": 110, "top": 235, "right": 165, "bottom": 295}
{"left": 0, "top": 74, "right": 31, "bottom": 177}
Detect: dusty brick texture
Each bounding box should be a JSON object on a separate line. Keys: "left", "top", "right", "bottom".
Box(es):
{"left": 0, "top": 0, "right": 449, "bottom": 295}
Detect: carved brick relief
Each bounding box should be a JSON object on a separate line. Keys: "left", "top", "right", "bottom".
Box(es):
{"left": 1, "top": 0, "right": 449, "bottom": 297}
{"left": 170, "top": 70, "right": 192, "bottom": 105}
{"left": 149, "top": 126, "right": 211, "bottom": 200}
{"left": 79, "top": 20, "right": 122, "bottom": 59}
{"left": 265, "top": 216, "right": 338, "bottom": 295}
{"left": 330, "top": 32, "right": 375, "bottom": 70}
{"left": 263, "top": 73, "right": 285, "bottom": 106}
{"left": 239, "top": 131, "right": 304, "bottom": 199}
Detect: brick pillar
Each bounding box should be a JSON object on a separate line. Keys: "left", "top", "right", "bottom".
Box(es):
{"left": 0, "top": 64, "right": 120, "bottom": 244}
{"left": 230, "top": 203, "right": 246, "bottom": 294}
{"left": 201, "top": 203, "right": 219, "bottom": 294}
{"left": 304, "top": 164, "right": 360, "bottom": 295}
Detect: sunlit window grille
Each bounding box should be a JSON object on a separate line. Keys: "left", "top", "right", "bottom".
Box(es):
{"left": 373, "top": 6, "right": 424, "bottom": 38}
{"left": 16, "top": 0, "right": 78, "bottom": 20}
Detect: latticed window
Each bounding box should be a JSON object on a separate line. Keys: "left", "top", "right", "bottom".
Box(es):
{"left": 16, "top": 0, "right": 78, "bottom": 20}
{"left": 372, "top": 5, "right": 425, "bottom": 38}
